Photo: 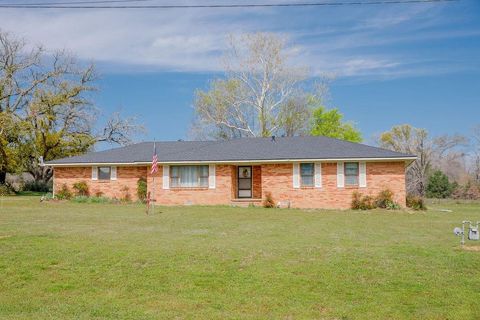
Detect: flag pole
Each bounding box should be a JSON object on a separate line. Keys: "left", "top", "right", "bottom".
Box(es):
{"left": 151, "top": 139, "right": 156, "bottom": 215}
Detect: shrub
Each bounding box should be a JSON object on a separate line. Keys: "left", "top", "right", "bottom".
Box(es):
{"left": 360, "top": 195, "right": 376, "bottom": 210}
{"left": 137, "top": 177, "right": 147, "bottom": 203}
{"left": 72, "top": 181, "right": 89, "bottom": 196}
{"left": 23, "top": 180, "right": 52, "bottom": 193}
{"left": 385, "top": 201, "right": 401, "bottom": 210}
{"left": 0, "top": 183, "right": 15, "bottom": 196}
{"left": 351, "top": 192, "right": 376, "bottom": 210}
{"left": 426, "top": 170, "right": 454, "bottom": 199}
{"left": 40, "top": 193, "right": 54, "bottom": 202}
{"left": 56, "top": 184, "right": 73, "bottom": 200}
{"left": 351, "top": 192, "right": 362, "bottom": 210}
{"left": 353, "top": 190, "right": 400, "bottom": 210}
{"left": 452, "top": 181, "right": 480, "bottom": 200}
{"left": 120, "top": 186, "right": 131, "bottom": 203}
{"left": 375, "top": 189, "right": 399, "bottom": 209}
{"left": 406, "top": 194, "right": 426, "bottom": 210}
{"left": 263, "top": 192, "right": 275, "bottom": 208}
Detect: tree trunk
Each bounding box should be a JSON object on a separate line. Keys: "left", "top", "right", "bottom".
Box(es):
{"left": 0, "top": 171, "right": 6, "bottom": 184}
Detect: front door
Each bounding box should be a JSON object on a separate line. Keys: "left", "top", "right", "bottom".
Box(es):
{"left": 237, "top": 166, "right": 252, "bottom": 198}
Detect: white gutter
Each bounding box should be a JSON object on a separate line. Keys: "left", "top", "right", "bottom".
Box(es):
{"left": 46, "top": 156, "right": 417, "bottom": 167}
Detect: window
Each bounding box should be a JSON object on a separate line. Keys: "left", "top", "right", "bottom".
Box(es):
{"left": 300, "top": 163, "right": 314, "bottom": 187}
{"left": 98, "top": 167, "right": 111, "bottom": 180}
{"left": 345, "top": 162, "right": 359, "bottom": 186}
{"left": 170, "top": 165, "right": 209, "bottom": 188}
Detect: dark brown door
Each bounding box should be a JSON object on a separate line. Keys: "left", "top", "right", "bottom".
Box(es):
{"left": 237, "top": 166, "right": 252, "bottom": 198}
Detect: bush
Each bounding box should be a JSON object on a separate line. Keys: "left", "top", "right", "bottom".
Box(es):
{"left": 452, "top": 181, "right": 480, "bottom": 200}
{"left": 426, "top": 170, "right": 454, "bottom": 199}
{"left": 263, "top": 192, "right": 275, "bottom": 208}
{"left": 351, "top": 192, "right": 376, "bottom": 210}
{"left": 23, "top": 180, "right": 52, "bottom": 193}
{"left": 40, "top": 193, "right": 54, "bottom": 202}
{"left": 406, "top": 194, "right": 426, "bottom": 210}
{"left": 137, "top": 177, "right": 147, "bottom": 202}
{"left": 0, "top": 183, "right": 15, "bottom": 196}
{"left": 352, "top": 190, "right": 401, "bottom": 210}
{"left": 360, "top": 195, "right": 376, "bottom": 210}
{"left": 56, "top": 184, "right": 73, "bottom": 200}
{"left": 121, "top": 186, "right": 131, "bottom": 203}
{"left": 375, "top": 189, "right": 399, "bottom": 209}
{"left": 72, "top": 181, "right": 89, "bottom": 196}
{"left": 385, "top": 201, "right": 401, "bottom": 210}
{"left": 351, "top": 192, "right": 362, "bottom": 210}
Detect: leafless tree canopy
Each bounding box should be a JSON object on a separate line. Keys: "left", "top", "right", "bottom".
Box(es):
{"left": 0, "top": 30, "right": 143, "bottom": 183}
{"left": 379, "top": 124, "right": 467, "bottom": 196}
{"left": 193, "top": 33, "right": 315, "bottom": 139}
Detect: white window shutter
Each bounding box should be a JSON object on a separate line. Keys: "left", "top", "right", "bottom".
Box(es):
{"left": 209, "top": 164, "right": 216, "bottom": 189}
{"left": 162, "top": 165, "right": 170, "bottom": 189}
{"left": 359, "top": 162, "right": 367, "bottom": 187}
{"left": 92, "top": 166, "right": 98, "bottom": 180}
{"left": 111, "top": 166, "right": 117, "bottom": 180}
{"left": 337, "top": 162, "right": 345, "bottom": 188}
{"left": 293, "top": 163, "right": 300, "bottom": 188}
{"left": 314, "top": 163, "right": 322, "bottom": 188}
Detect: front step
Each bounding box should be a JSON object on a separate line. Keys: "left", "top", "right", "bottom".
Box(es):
{"left": 230, "top": 198, "right": 263, "bottom": 207}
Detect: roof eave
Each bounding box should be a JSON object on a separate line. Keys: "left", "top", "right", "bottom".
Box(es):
{"left": 46, "top": 156, "right": 417, "bottom": 167}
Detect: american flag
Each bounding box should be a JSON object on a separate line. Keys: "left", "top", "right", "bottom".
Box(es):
{"left": 151, "top": 141, "right": 158, "bottom": 174}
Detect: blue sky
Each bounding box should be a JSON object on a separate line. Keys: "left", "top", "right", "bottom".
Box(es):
{"left": 0, "top": 0, "right": 479, "bottom": 145}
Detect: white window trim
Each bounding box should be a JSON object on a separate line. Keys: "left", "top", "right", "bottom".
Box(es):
{"left": 314, "top": 162, "right": 322, "bottom": 188}
{"left": 91, "top": 166, "right": 98, "bottom": 181}
{"left": 111, "top": 166, "right": 117, "bottom": 181}
{"left": 337, "top": 162, "right": 345, "bottom": 188}
{"left": 209, "top": 164, "right": 216, "bottom": 189}
{"left": 359, "top": 162, "right": 367, "bottom": 188}
{"left": 162, "top": 165, "right": 170, "bottom": 189}
{"left": 293, "top": 163, "right": 300, "bottom": 189}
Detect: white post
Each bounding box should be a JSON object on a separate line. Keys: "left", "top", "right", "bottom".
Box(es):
{"left": 151, "top": 140, "right": 156, "bottom": 215}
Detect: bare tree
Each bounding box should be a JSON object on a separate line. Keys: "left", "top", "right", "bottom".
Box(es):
{"left": 0, "top": 30, "right": 143, "bottom": 184}
{"left": 96, "top": 111, "right": 144, "bottom": 145}
{"left": 379, "top": 124, "right": 466, "bottom": 196}
{"left": 193, "top": 33, "right": 310, "bottom": 139}
{"left": 471, "top": 125, "right": 480, "bottom": 184}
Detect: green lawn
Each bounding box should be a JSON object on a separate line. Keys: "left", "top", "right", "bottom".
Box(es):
{"left": 1, "top": 197, "right": 479, "bottom": 319}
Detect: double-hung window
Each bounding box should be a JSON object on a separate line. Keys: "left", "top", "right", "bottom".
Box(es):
{"left": 170, "top": 165, "right": 209, "bottom": 188}
{"left": 345, "top": 162, "right": 359, "bottom": 186}
{"left": 300, "top": 163, "right": 314, "bottom": 187}
{"left": 98, "top": 167, "right": 111, "bottom": 180}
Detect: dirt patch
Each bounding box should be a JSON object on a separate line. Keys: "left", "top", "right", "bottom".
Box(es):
{"left": 462, "top": 246, "right": 480, "bottom": 252}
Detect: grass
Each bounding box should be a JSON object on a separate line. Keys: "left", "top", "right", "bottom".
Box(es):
{"left": 0, "top": 197, "right": 479, "bottom": 319}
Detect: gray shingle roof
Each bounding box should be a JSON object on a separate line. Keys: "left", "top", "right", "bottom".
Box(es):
{"left": 46, "top": 136, "right": 415, "bottom": 165}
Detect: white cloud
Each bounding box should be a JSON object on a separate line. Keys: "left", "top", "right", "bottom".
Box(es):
{"left": 0, "top": 1, "right": 475, "bottom": 79}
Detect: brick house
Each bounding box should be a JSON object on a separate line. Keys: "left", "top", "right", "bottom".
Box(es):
{"left": 46, "top": 136, "right": 415, "bottom": 209}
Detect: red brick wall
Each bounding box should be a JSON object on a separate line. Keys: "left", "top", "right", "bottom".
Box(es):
{"left": 252, "top": 166, "right": 262, "bottom": 199}
{"left": 53, "top": 166, "right": 147, "bottom": 200}
{"left": 261, "top": 162, "right": 406, "bottom": 209}
{"left": 54, "top": 161, "right": 406, "bottom": 209}
{"left": 147, "top": 165, "right": 234, "bottom": 206}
